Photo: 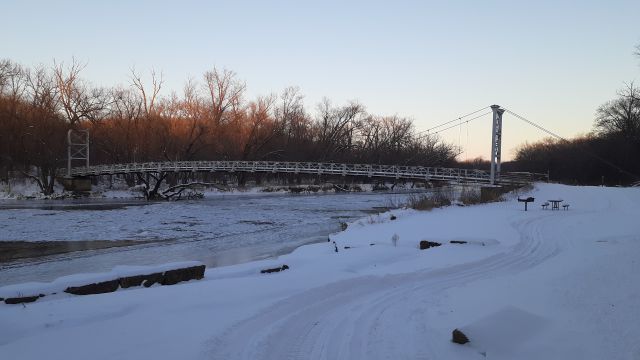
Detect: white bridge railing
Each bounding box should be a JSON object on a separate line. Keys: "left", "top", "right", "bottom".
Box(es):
{"left": 62, "top": 161, "right": 541, "bottom": 185}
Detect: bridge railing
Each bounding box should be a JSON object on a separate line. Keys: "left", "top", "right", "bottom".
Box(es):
{"left": 61, "top": 160, "right": 538, "bottom": 185}
{"left": 62, "top": 161, "right": 491, "bottom": 181}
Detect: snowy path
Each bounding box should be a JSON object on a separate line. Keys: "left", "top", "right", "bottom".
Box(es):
{"left": 209, "top": 208, "right": 561, "bottom": 359}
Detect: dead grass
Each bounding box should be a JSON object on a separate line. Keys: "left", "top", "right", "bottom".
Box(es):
{"left": 407, "top": 185, "right": 512, "bottom": 210}
{"left": 407, "top": 187, "right": 453, "bottom": 210}
{"left": 459, "top": 187, "right": 482, "bottom": 205}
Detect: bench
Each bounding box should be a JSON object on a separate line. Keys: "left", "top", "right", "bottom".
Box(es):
{"left": 541, "top": 202, "right": 549, "bottom": 210}
{"left": 562, "top": 204, "right": 570, "bottom": 210}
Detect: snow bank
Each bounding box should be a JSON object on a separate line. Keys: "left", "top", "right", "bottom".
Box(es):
{"left": 0, "top": 179, "right": 65, "bottom": 200}
{"left": 0, "top": 261, "right": 203, "bottom": 300}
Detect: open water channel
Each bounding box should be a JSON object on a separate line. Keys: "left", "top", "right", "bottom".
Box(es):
{"left": 0, "top": 190, "right": 424, "bottom": 285}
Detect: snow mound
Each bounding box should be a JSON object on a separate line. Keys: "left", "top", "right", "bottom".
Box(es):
{"left": 461, "top": 306, "right": 549, "bottom": 358}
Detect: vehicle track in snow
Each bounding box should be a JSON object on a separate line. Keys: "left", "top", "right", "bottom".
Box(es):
{"left": 208, "top": 210, "right": 566, "bottom": 360}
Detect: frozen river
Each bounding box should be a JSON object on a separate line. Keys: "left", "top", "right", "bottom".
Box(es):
{"left": 0, "top": 191, "right": 421, "bottom": 285}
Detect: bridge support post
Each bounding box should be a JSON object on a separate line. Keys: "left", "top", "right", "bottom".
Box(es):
{"left": 67, "top": 129, "right": 90, "bottom": 177}
{"left": 489, "top": 105, "right": 504, "bottom": 185}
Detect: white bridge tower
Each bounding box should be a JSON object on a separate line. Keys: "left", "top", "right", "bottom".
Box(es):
{"left": 489, "top": 105, "right": 504, "bottom": 185}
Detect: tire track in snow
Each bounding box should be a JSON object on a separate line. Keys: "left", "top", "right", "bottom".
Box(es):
{"left": 208, "top": 211, "right": 563, "bottom": 360}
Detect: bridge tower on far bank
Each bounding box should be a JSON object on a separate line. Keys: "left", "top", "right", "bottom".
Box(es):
{"left": 67, "top": 129, "right": 90, "bottom": 177}
{"left": 63, "top": 129, "right": 92, "bottom": 192}
{"left": 489, "top": 105, "right": 504, "bottom": 185}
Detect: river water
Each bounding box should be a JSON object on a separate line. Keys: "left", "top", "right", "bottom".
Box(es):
{"left": 0, "top": 191, "right": 421, "bottom": 285}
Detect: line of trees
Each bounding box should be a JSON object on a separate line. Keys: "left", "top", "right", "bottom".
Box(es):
{"left": 0, "top": 58, "right": 457, "bottom": 194}
{"left": 511, "top": 81, "right": 640, "bottom": 185}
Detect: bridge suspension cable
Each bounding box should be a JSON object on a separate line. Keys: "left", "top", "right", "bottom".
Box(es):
{"left": 416, "top": 110, "right": 492, "bottom": 140}
{"left": 502, "top": 109, "right": 569, "bottom": 142}
{"left": 428, "top": 111, "right": 492, "bottom": 135}
{"left": 416, "top": 106, "right": 490, "bottom": 135}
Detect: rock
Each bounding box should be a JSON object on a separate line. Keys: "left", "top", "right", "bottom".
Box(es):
{"left": 142, "top": 272, "right": 164, "bottom": 287}
{"left": 419, "top": 240, "right": 442, "bottom": 250}
{"left": 65, "top": 279, "right": 120, "bottom": 295}
{"left": 4, "top": 295, "right": 40, "bottom": 304}
{"left": 450, "top": 240, "right": 468, "bottom": 244}
{"left": 161, "top": 265, "right": 206, "bottom": 285}
{"left": 261, "top": 264, "right": 290, "bottom": 274}
{"left": 344, "top": 246, "right": 351, "bottom": 249}
{"left": 260, "top": 267, "right": 280, "bottom": 274}
{"left": 340, "top": 222, "right": 348, "bottom": 231}
{"left": 452, "top": 328, "right": 469, "bottom": 344}
{"left": 390, "top": 215, "right": 397, "bottom": 220}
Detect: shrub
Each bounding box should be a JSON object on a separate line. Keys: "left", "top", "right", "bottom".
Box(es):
{"left": 407, "top": 187, "right": 453, "bottom": 210}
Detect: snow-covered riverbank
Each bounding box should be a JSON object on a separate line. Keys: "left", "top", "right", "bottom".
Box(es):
{"left": 0, "top": 177, "right": 408, "bottom": 200}
{"left": 1, "top": 183, "right": 639, "bottom": 359}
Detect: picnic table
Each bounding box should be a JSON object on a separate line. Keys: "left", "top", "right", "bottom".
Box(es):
{"left": 548, "top": 199, "right": 563, "bottom": 210}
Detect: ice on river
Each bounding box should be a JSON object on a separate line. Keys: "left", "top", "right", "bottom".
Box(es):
{"left": 0, "top": 191, "right": 415, "bottom": 285}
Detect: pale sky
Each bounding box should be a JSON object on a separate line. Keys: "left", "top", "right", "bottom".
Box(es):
{"left": 2, "top": 0, "right": 639, "bottom": 160}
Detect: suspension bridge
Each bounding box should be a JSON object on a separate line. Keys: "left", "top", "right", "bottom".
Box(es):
{"left": 61, "top": 105, "right": 550, "bottom": 190}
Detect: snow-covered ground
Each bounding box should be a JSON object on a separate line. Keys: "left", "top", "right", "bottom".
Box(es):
{"left": 1, "top": 183, "right": 639, "bottom": 359}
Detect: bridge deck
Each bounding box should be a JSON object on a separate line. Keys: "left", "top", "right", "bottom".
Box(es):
{"left": 63, "top": 161, "right": 542, "bottom": 185}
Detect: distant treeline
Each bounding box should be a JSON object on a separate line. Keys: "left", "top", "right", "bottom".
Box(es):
{"left": 508, "top": 82, "right": 640, "bottom": 186}
{"left": 507, "top": 45, "right": 640, "bottom": 186}
{"left": 0, "top": 59, "right": 456, "bottom": 194}
{"left": 460, "top": 44, "right": 640, "bottom": 186}
{"left": 2, "top": 50, "right": 639, "bottom": 194}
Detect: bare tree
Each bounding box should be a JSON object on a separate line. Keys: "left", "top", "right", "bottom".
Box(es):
{"left": 315, "top": 99, "right": 365, "bottom": 161}
{"left": 595, "top": 82, "right": 640, "bottom": 145}
{"left": 277, "top": 87, "right": 305, "bottom": 134}
{"left": 21, "top": 65, "right": 66, "bottom": 194}
{"left": 240, "top": 94, "right": 279, "bottom": 160}
{"left": 53, "top": 58, "right": 109, "bottom": 125}
{"left": 0, "top": 59, "right": 22, "bottom": 95}
{"left": 178, "top": 79, "right": 209, "bottom": 160}
{"left": 203, "top": 67, "right": 245, "bottom": 125}
{"left": 130, "top": 67, "right": 163, "bottom": 116}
